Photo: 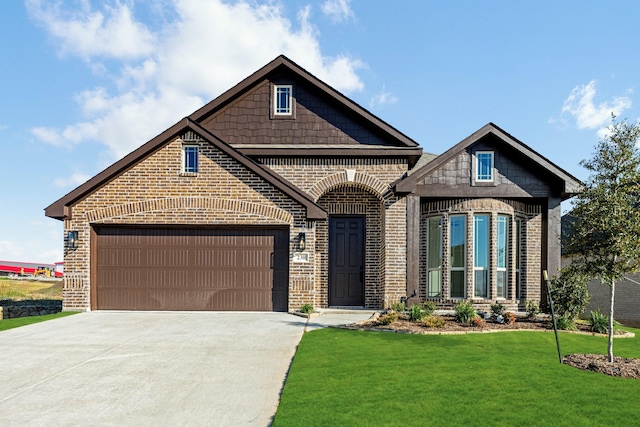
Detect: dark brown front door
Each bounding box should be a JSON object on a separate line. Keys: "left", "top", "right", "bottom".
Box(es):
{"left": 329, "top": 216, "right": 365, "bottom": 306}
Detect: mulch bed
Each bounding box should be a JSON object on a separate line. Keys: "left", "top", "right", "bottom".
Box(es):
{"left": 346, "top": 315, "right": 640, "bottom": 379}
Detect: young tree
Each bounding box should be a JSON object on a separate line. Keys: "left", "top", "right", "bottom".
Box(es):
{"left": 565, "top": 118, "right": 640, "bottom": 362}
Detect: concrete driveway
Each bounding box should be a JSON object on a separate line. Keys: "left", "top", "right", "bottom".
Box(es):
{"left": 0, "top": 311, "right": 371, "bottom": 426}
{"left": 0, "top": 311, "right": 370, "bottom": 427}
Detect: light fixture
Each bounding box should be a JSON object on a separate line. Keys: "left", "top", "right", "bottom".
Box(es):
{"left": 67, "top": 231, "right": 79, "bottom": 250}
{"left": 297, "top": 232, "right": 306, "bottom": 251}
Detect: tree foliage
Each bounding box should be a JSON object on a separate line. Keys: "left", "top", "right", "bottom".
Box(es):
{"left": 565, "top": 117, "right": 640, "bottom": 361}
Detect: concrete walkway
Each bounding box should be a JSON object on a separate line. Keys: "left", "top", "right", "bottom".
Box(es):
{"left": 0, "top": 310, "right": 372, "bottom": 426}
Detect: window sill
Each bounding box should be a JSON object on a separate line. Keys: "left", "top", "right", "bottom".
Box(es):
{"left": 179, "top": 172, "right": 198, "bottom": 177}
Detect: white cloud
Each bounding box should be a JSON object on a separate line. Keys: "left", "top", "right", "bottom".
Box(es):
{"left": 53, "top": 172, "right": 92, "bottom": 188}
{"left": 26, "top": 0, "right": 156, "bottom": 60}
{"left": 321, "top": 0, "right": 354, "bottom": 23}
{"left": 27, "top": 0, "right": 365, "bottom": 162}
{"left": 0, "top": 240, "right": 25, "bottom": 261}
{"left": 0, "top": 125, "right": 8, "bottom": 131}
{"left": 369, "top": 86, "right": 398, "bottom": 109}
{"left": 561, "top": 80, "right": 632, "bottom": 136}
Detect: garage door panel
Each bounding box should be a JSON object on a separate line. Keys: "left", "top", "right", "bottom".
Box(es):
{"left": 94, "top": 227, "right": 288, "bottom": 311}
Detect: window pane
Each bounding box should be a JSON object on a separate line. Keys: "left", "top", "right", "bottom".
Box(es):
{"left": 474, "top": 215, "right": 489, "bottom": 268}
{"left": 428, "top": 271, "right": 441, "bottom": 297}
{"left": 275, "top": 86, "right": 291, "bottom": 114}
{"left": 474, "top": 270, "right": 488, "bottom": 297}
{"left": 450, "top": 216, "right": 465, "bottom": 268}
{"left": 477, "top": 152, "right": 493, "bottom": 180}
{"left": 497, "top": 216, "right": 508, "bottom": 268}
{"left": 497, "top": 271, "right": 507, "bottom": 298}
{"left": 450, "top": 271, "right": 465, "bottom": 298}
{"left": 427, "top": 217, "right": 441, "bottom": 269}
{"left": 184, "top": 146, "right": 198, "bottom": 173}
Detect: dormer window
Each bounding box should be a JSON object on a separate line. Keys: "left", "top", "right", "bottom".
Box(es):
{"left": 183, "top": 145, "right": 199, "bottom": 173}
{"left": 274, "top": 84, "right": 292, "bottom": 115}
{"left": 476, "top": 151, "right": 494, "bottom": 182}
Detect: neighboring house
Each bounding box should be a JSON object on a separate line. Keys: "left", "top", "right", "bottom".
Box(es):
{"left": 45, "top": 55, "right": 580, "bottom": 312}
{"left": 586, "top": 276, "right": 640, "bottom": 327}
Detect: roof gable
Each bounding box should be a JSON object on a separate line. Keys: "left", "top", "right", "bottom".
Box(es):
{"left": 44, "top": 118, "right": 326, "bottom": 221}
{"left": 394, "top": 123, "right": 581, "bottom": 200}
{"left": 189, "top": 55, "right": 420, "bottom": 149}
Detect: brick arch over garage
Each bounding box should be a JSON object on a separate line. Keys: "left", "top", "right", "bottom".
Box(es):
{"left": 308, "top": 171, "right": 392, "bottom": 203}
{"left": 84, "top": 197, "right": 293, "bottom": 224}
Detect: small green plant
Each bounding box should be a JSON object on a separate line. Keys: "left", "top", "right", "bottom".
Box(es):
{"left": 422, "top": 301, "right": 436, "bottom": 315}
{"left": 420, "top": 315, "right": 446, "bottom": 328}
{"left": 299, "top": 304, "right": 315, "bottom": 314}
{"left": 490, "top": 301, "right": 505, "bottom": 317}
{"left": 589, "top": 309, "right": 609, "bottom": 334}
{"left": 454, "top": 300, "right": 477, "bottom": 324}
{"left": 391, "top": 302, "right": 406, "bottom": 312}
{"left": 526, "top": 300, "right": 539, "bottom": 319}
{"left": 409, "top": 304, "right": 429, "bottom": 322}
{"left": 470, "top": 316, "right": 485, "bottom": 327}
{"left": 503, "top": 311, "right": 516, "bottom": 325}
{"left": 379, "top": 312, "right": 399, "bottom": 325}
{"left": 555, "top": 314, "right": 577, "bottom": 331}
{"left": 549, "top": 268, "right": 590, "bottom": 321}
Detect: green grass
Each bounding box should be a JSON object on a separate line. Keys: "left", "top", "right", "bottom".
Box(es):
{"left": 273, "top": 328, "right": 640, "bottom": 427}
{"left": 0, "top": 311, "right": 78, "bottom": 332}
{"left": 0, "top": 278, "right": 62, "bottom": 300}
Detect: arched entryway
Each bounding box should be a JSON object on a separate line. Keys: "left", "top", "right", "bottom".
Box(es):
{"left": 316, "top": 184, "right": 385, "bottom": 308}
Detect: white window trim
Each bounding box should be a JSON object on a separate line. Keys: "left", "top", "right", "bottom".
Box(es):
{"left": 426, "top": 216, "right": 442, "bottom": 298}
{"left": 182, "top": 144, "right": 199, "bottom": 174}
{"left": 449, "top": 215, "right": 466, "bottom": 299}
{"left": 273, "top": 84, "right": 293, "bottom": 116}
{"left": 473, "top": 214, "right": 490, "bottom": 299}
{"left": 496, "top": 215, "right": 509, "bottom": 299}
{"left": 475, "top": 151, "right": 494, "bottom": 182}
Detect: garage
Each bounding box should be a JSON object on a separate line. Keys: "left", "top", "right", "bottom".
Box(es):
{"left": 92, "top": 227, "right": 289, "bottom": 311}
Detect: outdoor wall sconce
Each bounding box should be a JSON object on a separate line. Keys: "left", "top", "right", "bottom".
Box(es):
{"left": 67, "top": 231, "right": 79, "bottom": 250}
{"left": 297, "top": 232, "right": 306, "bottom": 251}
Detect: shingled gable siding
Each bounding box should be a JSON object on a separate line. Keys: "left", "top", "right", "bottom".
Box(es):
{"left": 260, "top": 158, "right": 408, "bottom": 309}
{"left": 62, "top": 135, "right": 307, "bottom": 311}
{"left": 419, "top": 198, "right": 542, "bottom": 311}
{"left": 419, "top": 148, "right": 551, "bottom": 196}
{"left": 201, "top": 80, "right": 392, "bottom": 146}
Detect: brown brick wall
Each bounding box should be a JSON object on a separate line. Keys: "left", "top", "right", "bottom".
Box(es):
{"left": 262, "top": 158, "right": 408, "bottom": 309}
{"left": 63, "top": 133, "right": 306, "bottom": 311}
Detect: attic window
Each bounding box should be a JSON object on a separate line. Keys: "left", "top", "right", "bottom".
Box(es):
{"left": 183, "top": 145, "right": 199, "bottom": 173}
{"left": 476, "top": 151, "right": 494, "bottom": 182}
{"left": 274, "top": 84, "right": 292, "bottom": 115}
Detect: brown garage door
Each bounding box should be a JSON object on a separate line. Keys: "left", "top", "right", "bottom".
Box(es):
{"left": 93, "top": 227, "right": 289, "bottom": 311}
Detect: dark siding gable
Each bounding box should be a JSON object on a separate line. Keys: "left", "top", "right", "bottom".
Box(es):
{"left": 200, "top": 74, "right": 399, "bottom": 147}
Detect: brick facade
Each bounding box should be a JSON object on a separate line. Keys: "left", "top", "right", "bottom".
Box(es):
{"left": 49, "top": 57, "right": 577, "bottom": 314}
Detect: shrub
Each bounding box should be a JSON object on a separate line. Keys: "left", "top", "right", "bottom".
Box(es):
{"left": 589, "top": 309, "right": 609, "bottom": 334}
{"left": 409, "top": 304, "right": 429, "bottom": 322}
{"left": 555, "top": 314, "right": 577, "bottom": 331}
{"left": 490, "top": 301, "right": 505, "bottom": 317}
{"left": 549, "top": 268, "right": 590, "bottom": 321}
{"left": 391, "top": 302, "right": 406, "bottom": 312}
{"left": 379, "top": 312, "right": 399, "bottom": 325}
{"left": 503, "top": 311, "right": 516, "bottom": 325}
{"left": 422, "top": 301, "right": 437, "bottom": 315}
{"left": 454, "top": 300, "right": 477, "bottom": 324}
{"left": 421, "top": 315, "right": 446, "bottom": 328}
{"left": 299, "top": 304, "right": 315, "bottom": 314}
{"left": 526, "top": 300, "right": 539, "bottom": 319}
{"left": 470, "top": 316, "right": 485, "bottom": 327}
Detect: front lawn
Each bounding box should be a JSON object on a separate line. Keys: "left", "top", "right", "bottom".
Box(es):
{"left": 0, "top": 311, "right": 78, "bottom": 332}
{"left": 273, "top": 328, "right": 640, "bottom": 426}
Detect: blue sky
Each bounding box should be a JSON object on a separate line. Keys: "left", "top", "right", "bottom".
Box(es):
{"left": 1, "top": 0, "right": 639, "bottom": 264}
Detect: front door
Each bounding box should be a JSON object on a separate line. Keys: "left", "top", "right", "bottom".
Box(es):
{"left": 329, "top": 216, "right": 365, "bottom": 306}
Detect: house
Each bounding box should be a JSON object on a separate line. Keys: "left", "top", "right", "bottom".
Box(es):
{"left": 45, "top": 55, "right": 580, "bottom": 312}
